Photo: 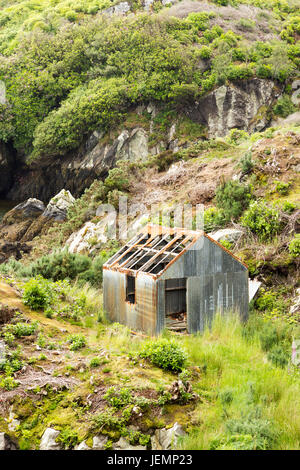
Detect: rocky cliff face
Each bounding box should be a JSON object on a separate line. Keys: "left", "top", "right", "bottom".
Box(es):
{"left": 4, "top": 78, "right": 282, "bottom": 202}
{"left": 7, "top": 127, "right": 150, "bottom": 202}
{"left": 185, "top": 79, "right": 282, "bottom": 137}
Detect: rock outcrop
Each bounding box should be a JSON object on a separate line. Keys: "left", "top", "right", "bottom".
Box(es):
{"left": 151, "top": 422, "right": 185, "bottom": 450}
{"left": 0, "top": 190, "right": 75, "bottom": 261}
{"left": 42, "top": 189, "right": 75, "bottom": 221}
{"left": 185, "top": 79, "right": 281, "bottom": 137}
{"left": 7, "top": 126, "right": 151, "bottom": 202}
{"left": 112, "top": 437, "right": 147, "bottom": 450}
{"left": 209, "top": 228, "right": 244, "bottom": 244}
{"left": 39, "top": 428, "right": 62, "bottom": 450}
{"left": 74, "top": 441, "right": 92, "bottom": 450}
{"left": 3, "top": 198, "right": 45, "bottom": 223}
{"left": 92, "top": 435, "right": 108, "bottom": 450}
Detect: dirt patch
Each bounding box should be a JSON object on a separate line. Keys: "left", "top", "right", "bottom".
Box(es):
{"left": 161, "top": 0, "right": 279, "bottom": 42}
{"left": 130, "top": 156, "right": 235, "bottom": 210}
{"left": 0, "top": 365, "right": 79, "bottom": 414}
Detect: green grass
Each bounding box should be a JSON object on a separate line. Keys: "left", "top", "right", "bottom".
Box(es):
{"left": 177, "top": 314, "right": 300, "bottom": 450}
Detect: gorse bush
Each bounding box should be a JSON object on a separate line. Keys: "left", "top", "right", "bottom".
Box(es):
{"left": 240, "top": 201, "right": 282, "bottom": 241}
{"left": 27, "top": 250, "right": 92, "bottom": 281}
{"left": 4, "top": 249, "right": 114, "bottom": 287}
{"left": 215, "top": 180, "right": 252, "bottom": 222}
{"left": 139, "top": 338, "right": 187, "bottom": 372}
{"left": 238, "top": 151, "right": 254, "bottom": 174}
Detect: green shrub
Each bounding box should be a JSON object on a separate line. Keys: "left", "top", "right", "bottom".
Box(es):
{"left": 22, "top": 278, "right": 53, "bottom": 310}
{"left": 29, "top": 250, "right": 92, "bottom": 281}
{"left": 259, "top": 324, "right": 278, "bottom": 352}
{"left": 4, "top": 321, "right": 38, "bottom": 338}
{"left": 281, "top": 201, "right": 296, "bottom": 214}
{"left": 67, "top": 333, "right": 87, "bottom": 351}
{"left": 238, "top": 151, "right": 254, "bottom": 174}
{"left": 139, "top": 339, "right": 187, "bottom": 372}
{"left": 0, "top": 376, "right": 18, "bottom": 391}
{"left": 104, "top": 387, "right": 133, "bottom": 409}
{"left": 203, "top": 207, "right": 226, "bottom": 232}
{"left": 224, "top": 409, "right": 277, "bottom": 450}
{"left": 219, "top": 388, "right": 234, "bottom": 406}
{"left": 227, "top": 129, "right": 249, "bottom": 144}
{"left": 57, "top": 428, "right": 79, "bottom": 449}
{"left": 215, "top": 180, "right": 252, "bottom": 222}
{"left": 89, "top": 357, "right": 101, "bottom": 368}
{"left": 274, "top": 180, "right": 290, "bottom": 195}
{"left": 240, "top": 201, "right": 282, "bottom": 241}
{"left": 267, "top": 344, "right": 289, "bottom": 368}
{"left": 289, "top": 235, "right": 300, "bottom": 257}
{"left": 273, "top": 95, "right": 296, "bottom": 118}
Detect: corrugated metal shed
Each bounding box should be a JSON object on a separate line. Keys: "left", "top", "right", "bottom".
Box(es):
{"left": 103, "top": 224, "right": 248, "bottom": 335}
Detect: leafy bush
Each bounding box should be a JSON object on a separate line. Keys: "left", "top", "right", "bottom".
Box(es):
{"left": 289, "top": 235, "right": 300, "bottom": 257}
{"left": 28, "top": 250, "right": 92, "bottom": 281}
{"left": 240, "top": 201, "right": 282, "bottom": 241}
{"left": 273, "top": 95, "right": 296, "bottom": 118}
{"left": 4, "top": 321, "right": 38, "bottom": 338}
{"left": 67, "top": 333, "right": 87, "bottom": 351}
{"left": 139, "top": 338, "right": 187, "bottom": 372}
{"left": 104, "top": 387, "right": 133, "bottom": 409}
{"left": 57, "top": 428, "right": 78, "bottom": 449}
{"left": 0, "top": 376, "right": 18, "bottom": 391}
{"left": 274, "top": 180, "right": 290, "bottom": 195}
{"left": 203, "top": 207, "right": 226, "bottom": 232}
{"left": 22, "top": 278, "right": 53, "bottom": 310}
{"left": 281, "top": 201, "right": 296, "bottom": 214}
{"left": 89, "top": 357, "right": 101, "bottom": 368}
{"left": 215, "top": 180, "right": 252, "bottom": 222}
{"left": 227, "top": 129, "right": 249, "bottom": 144}
{"left": 238, "top": 151, "right": 254, "bottom": 174}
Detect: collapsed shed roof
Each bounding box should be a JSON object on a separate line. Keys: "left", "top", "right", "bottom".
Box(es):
{"left": 104, "top": 224, "right": 202, "bottom": 276}
{"left": 104, "top": 224, "right": 247, "bottom": 278}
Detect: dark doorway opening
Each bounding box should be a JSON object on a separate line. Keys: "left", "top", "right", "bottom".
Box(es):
{"left": 126, "top": 275, "right": 136, "bottom": 304}
{"left": 165, "top": 278, "right": 187, "bottom": 333}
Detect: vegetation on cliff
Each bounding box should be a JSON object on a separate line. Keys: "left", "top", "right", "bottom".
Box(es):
{"left": 0, "top": 0, "right": 299, "bottom": 161}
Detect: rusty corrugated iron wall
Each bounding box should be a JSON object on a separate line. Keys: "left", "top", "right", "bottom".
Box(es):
{"left": 103, "top": 270, "right": 157, "bottom": 335}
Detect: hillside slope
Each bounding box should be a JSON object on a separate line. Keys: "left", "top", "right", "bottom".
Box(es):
{"left": 0, "top": 0, "right": 299, "bottom": 452}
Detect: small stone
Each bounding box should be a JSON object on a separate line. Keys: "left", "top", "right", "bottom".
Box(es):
{"left": 151, "top": 422, "right": 185, "bottom": 450}
{"left": 0, "top": 432, "right": 18, "bottom": 450}
{"left": 113, "top": 437, "right": 146, "bottom": 451}
{"left": 74, "top": 441, "right": 91, "bottom": 450}
{"left": 39, "top": 428, "right": 61, "bottom": 450}
{"left": 92, "top": 435, "right": 108, "bottom": 450}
